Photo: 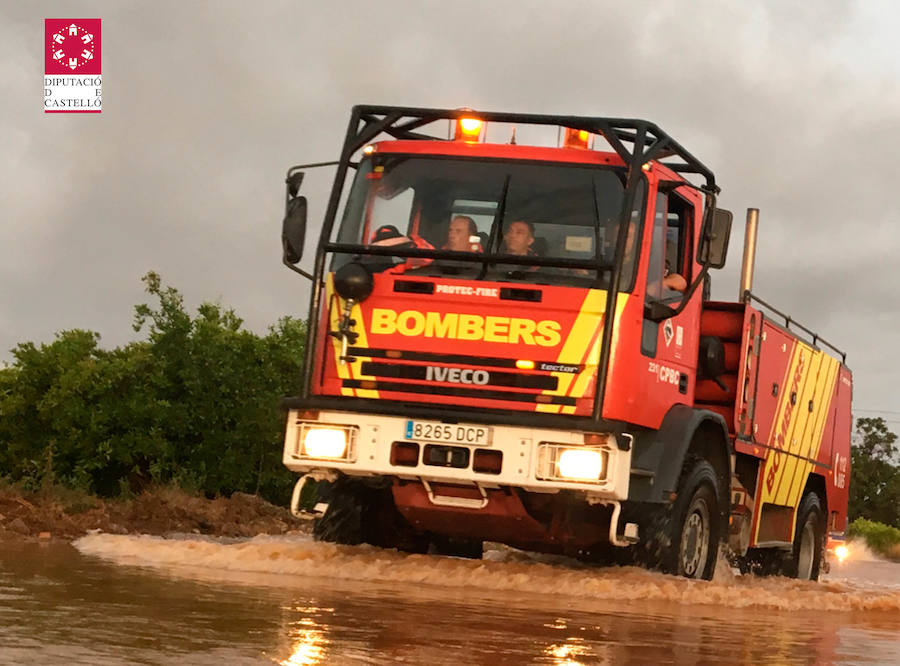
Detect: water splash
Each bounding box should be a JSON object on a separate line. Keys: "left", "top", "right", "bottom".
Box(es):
{"left": 74, "top": 533, "right": 900, "bottom": 613}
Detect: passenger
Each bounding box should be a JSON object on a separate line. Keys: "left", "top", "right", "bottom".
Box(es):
{"left": 663, "top": 260, "right": 687, "bottom": 292}
{"left": 607, "top": 221, "right": 685, "bottom": 292}
{"left": 500, "top": 220, "right": 538, "bottom": 257}
{"left": 494, "top": 220, "right": 539, "bottom": 276}
{"left": 443, "top": 215, "right": 482, "bottom": 252}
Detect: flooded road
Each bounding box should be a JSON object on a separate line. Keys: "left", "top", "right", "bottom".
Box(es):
{"left": 1, "top": 535, "right": 898, "bottom": 665}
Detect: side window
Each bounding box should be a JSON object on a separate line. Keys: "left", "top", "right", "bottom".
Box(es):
{"left": 666, "top": 195, "right": 694, "bottom": 287}
{"left": 366, "top": 186, "right": 416, "bottom": 242}
{"left": 646, "top": 192, "right": 693, "bottom": 302}
{"left": 645, "top": 192, "right": 667, "bottom": 301}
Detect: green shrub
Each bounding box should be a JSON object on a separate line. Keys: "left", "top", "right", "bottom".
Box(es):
{"left": 0, "top": 273, "right": 306, "bottom": 506}
{"left": 847, "top": 517, "right": 900, "bottom": 560}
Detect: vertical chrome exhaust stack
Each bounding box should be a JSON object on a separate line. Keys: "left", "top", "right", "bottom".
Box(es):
{"left": 739, "top": 208, "right": 759, "bottom": 302}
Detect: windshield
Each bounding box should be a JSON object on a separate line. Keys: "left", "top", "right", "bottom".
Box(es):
{"left": 334, "top": 155, "right": 642, "bottom": 289}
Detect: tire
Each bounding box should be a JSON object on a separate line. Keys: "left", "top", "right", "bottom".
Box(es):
{"left": 313, "top": 478, "right": 428, "bottom": 553}
{"left": 430, "top": 535, "right": 483, "bottom": 560}
{"left": 663, "top": 460, "right": 722, "bottom": 580}
{"left": 312, "top": 478, "right": 369, "bottom": 545}
{"left": 738, "top": 547, "right": 787, "bottom": 577}
{"left": 786, "top": 491, "right": 825, "bottom": 581}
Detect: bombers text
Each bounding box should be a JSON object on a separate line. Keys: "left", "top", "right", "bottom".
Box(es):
{"left": 370, "top": 308, "right": 562, "bottom": 346}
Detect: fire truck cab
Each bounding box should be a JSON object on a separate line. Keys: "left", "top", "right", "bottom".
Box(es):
{"left": 280, "top": 106, "right": 851, "bottom": 580}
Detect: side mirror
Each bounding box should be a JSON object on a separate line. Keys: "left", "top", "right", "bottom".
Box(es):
{"left": 699, "top": 208, "right": 732, "bottom": 269}
{"left": 287, "top": 171, "right": 304, "bottom": 198}
{"left": 282, "top": 195, "right": 307, "bottom": 265}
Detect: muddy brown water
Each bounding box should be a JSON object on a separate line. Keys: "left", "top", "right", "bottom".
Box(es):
{"left": 0, "top": 535, "right": 898, "bottom": 665}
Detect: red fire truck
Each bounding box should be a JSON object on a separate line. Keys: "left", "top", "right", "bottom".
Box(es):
{"left": 280, "top": 106, "right": 851, "bottom": 580}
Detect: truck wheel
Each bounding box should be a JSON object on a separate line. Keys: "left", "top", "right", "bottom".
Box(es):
{"left": 430, "top": 535, "right": 483, "bottom": 559}
{"left": 314, "top": 478, "right": 429, "bottom": 553}
{"left": 665, "top": 460, "right": 722, "bottom": 580}
{"left": 786, "top": 492, "right": 825, "bottom": 581}
{"left": 313, "top": 478, "right": 369, "bottom": 545}
{"left": 737, "top": 548, "right": 786, "bottom": 576}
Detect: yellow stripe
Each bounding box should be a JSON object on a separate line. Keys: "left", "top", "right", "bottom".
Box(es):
{"left": 757, "top": 343, "right": 802, "bottom": 509}
{"left": 786, "top": 354, "right": 840, "bottom": 510}
{"left": 774, "top": 346, "right": 822, "bottom": 506}
{"left": 560, "top": 294, "right": 630, "bottom": 414}
{"left": 325, "top": 277, "right": 355, "bottom": 397}
{"left": 325, "top": 275, "right": 378, "bottom": 399}
{"left": 347, "top": 299, "right": 379, "bottom": 399}
{"left": 754, "top": 342, "right": 844, "bottom": 544}
{"left": 537, "top": 289, "right": 608, "bottom": 414}
{"left": 786, "top": 353, "right": 829, "bottom": 507}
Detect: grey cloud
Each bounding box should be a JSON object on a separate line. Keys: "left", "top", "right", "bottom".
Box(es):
{"left": 1, "top": 0, "right": 898, "bottom": 414}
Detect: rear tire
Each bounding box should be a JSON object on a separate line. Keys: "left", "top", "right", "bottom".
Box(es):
{"left": 663, "top": 460, "right": 722, "bottom": 580}
{"left": 786, "top": 491, "right": 825, "bottom": 581}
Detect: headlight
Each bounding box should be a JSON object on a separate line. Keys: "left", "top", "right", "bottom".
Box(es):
{"left": 557, "top": 449, "right": 605, "bottom": 480}
{"left": 536, "top": 443, "right": 609, "bottom": 483}
{"left": 302, "top": 427, "right": 348, "bottom": 459}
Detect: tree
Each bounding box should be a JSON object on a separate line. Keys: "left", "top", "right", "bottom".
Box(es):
{"left": 849, "top": 417, "right": 900, "bottom": 527}
{"left": 0, "top": 272, "right": 306, "bottom": 503}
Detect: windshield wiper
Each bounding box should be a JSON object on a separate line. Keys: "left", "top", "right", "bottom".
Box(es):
{"left": 477, "top": 174, "right": 511, "bottom": 281}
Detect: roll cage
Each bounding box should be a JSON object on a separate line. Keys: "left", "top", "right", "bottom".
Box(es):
{"left": 294, "top": 105, "right": 720, "bottom": 425}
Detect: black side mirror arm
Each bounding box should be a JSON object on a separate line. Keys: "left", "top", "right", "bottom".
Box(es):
{"left": 283, "top": 257, "right": 313, "bottom": 281}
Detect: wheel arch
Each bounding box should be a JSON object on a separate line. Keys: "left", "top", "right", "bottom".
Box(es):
{"left": 629, "top": 404, "right": 732, "bottom": 505}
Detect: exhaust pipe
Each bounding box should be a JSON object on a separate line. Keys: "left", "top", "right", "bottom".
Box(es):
{"left": 739, "top": 208, "right": 759, "bottom": 302}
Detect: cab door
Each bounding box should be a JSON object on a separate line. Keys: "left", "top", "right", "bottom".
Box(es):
{"left": 636, "top": 189, "right": 702, "bottom": 426}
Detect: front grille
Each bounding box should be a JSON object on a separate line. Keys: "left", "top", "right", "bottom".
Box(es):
{"left": 341, "top": 379, "right": 576, "bottom": 405}
{"left": 359, "top": 361, "right": 558, "bottom": 390}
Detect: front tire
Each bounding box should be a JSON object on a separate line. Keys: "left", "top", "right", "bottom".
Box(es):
{"left": 664, "top": 460, "right": 723, "bottom": 580}
{"left": 313, "top": 477, "right": 428, "bottom": 553}
{"left": 787, "top": 491, "right": 825, "bottom": 581}
{"left": 430, "top": 535, "right": 483, "bottom": 559}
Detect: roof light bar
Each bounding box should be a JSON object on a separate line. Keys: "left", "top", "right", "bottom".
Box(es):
{"left": 454, "top": 117, "right": 483, "bottom": 142}
{"left": 562, "top": 127, "right": 592, "bottom": 150}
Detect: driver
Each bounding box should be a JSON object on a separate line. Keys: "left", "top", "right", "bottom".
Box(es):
{"left": 367, "top": 224, "right": 434, "bottom": 272}
{"left": 443, "top": 215, "right": 482, "bottom": 252}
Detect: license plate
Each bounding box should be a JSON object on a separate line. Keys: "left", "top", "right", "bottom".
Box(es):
{"left": 405, "top": 420, "right": 492, "bottom": 447}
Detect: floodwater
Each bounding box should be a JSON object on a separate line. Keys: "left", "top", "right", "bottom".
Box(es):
{"left": 1, "top": 534, "right": 898, "bottom": 665}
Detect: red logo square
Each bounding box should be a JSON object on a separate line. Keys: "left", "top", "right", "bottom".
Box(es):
{"left": 45, "top": 19, "right": 101, "bottom": 75}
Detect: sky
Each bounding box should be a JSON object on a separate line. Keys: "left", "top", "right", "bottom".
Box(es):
{"left": 2, "top": 0, "right": 900, "bottom": 425}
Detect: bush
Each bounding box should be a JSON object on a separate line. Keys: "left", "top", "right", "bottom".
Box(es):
{"left": 847, "top": 518, "right": 900, "bottom": 561}
{"left": 0, "top": 273, "right": 306, "bottom": 505}
{"left": 850, "top": 418, "right": 900, "bottom": 527}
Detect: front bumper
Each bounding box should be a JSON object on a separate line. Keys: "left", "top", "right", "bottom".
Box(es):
{"left": 283, "top": 409, "right": 631, "bottom": 501}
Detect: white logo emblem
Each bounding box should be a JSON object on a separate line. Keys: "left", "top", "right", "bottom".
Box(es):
{"left": 663, "top": 319, "right": 674, "bottom": 347}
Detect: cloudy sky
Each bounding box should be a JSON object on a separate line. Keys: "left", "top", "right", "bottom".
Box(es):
{"left": 3, "top": 1, "right": 899, "bottom": 424}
